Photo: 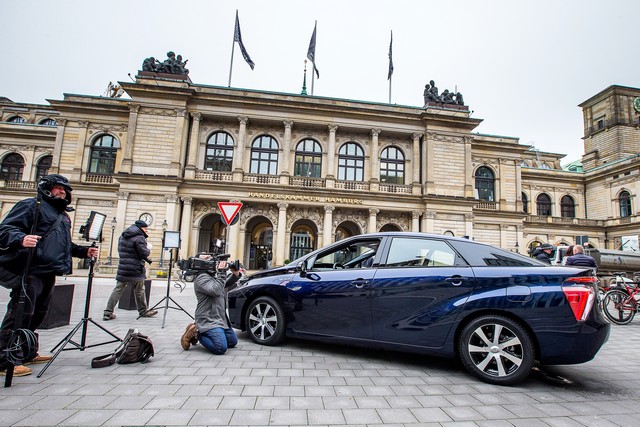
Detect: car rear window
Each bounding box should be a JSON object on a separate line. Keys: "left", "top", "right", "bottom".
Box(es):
{"left": 449, "top": 240, "right": 543, "bottom": 267}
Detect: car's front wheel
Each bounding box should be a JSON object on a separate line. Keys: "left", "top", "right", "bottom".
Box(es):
{"left": 458, "top": 315, "right": 535, "bottom": 385}
{"left": 245, "top": 296, "right": 286, "bottom": 345}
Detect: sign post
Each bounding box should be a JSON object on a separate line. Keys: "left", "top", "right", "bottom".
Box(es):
{"left": 217, "top": 202, "right": 243, "bottom": 254}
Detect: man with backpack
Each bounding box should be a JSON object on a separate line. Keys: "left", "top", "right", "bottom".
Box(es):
{"left": 0, "top": 174, "right": 97, "bottom": 377}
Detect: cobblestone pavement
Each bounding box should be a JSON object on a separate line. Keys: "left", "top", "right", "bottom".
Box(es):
{"left": 1, "top": 274, "right": 640, "bottom": 426}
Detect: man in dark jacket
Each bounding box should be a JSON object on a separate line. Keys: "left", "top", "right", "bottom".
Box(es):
{"left": 0, "top": 174, "right": 98, "bottom": 377}
{"left": 535, "top": 243, "right": 554, "bottom": 264}
{"left": 103, "top": 220, "right": 157, "bottom": 320}
{"left": 565, "top": 244, "right": 597, "bottom": 269}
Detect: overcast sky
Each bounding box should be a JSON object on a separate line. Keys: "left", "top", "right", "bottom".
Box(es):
{"left": 3, "top": 0, "right": 639, "bottom": 164}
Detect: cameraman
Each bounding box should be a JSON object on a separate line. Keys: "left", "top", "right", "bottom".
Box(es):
{"left": 181, "top": 258, "right": 242, "bottom": 353}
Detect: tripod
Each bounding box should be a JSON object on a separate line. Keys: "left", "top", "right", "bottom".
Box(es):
{"left": 139, "top": 250, "right": 193, "bottom": 328}
{"left": 37, "top": 247, "right": 121, "bottom": 378}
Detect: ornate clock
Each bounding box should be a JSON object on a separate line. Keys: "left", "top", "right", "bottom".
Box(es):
{"left": 634, "top": 97, "right": 640, "bottom": 113}
{"left": 139, "top": 213, "right": 153, "bottom": 226}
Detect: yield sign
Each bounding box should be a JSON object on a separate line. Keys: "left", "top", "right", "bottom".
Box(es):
{"left": 218, "top": 202, "right": 243, "bottom": 226}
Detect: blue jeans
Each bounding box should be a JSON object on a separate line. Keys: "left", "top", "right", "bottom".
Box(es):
{"left": 198, "top": 327, "right": 237, "bottom": 355}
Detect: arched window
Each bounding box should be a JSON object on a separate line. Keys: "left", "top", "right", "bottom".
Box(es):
{"left": 380, "top": 146, "right": 405, "bottom": 185}
{"left": 204, "top": 131, "right": 234, "bottom": 171}
{"left": 522, "top": 192, "right": 529, "bottom": 214}
{"left": 250, "top": 135, "right": 278, "bottom": 175}
{"left": 620, "top": 190, "right": 632, "bottom": 218}
{"left": 560, "top": 195, "right": 575, "bottom": 218}
{"left": 474, "top": 166, "right": 495, "bottom": 201}
{"left": 6, "top": 116, "right": 26, "bottom": 124}
{"left": 337, "top": 142, "right": 364, "bottom": 181}
{"left": 35, "top": 155, "right": 52, "bottom": 181}
{"left": 88, "top": 134, "right": 119, "bottom": 175}
{"left": 39, "top": 118, "right": 57, "bottom": 126}
{"left": 294, "top": 139, "right": 322, "bottom": 178}
{"left": 0, "top": 153, "right": 25, "bottom": 180}
{"left": 536, "top": 193, "right": 552, "bottom": 216}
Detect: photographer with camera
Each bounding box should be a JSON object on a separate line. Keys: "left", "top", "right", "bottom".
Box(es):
{"left": 103, "top": 220, "right": 158, "bottom": 321}
{"left": 180, "top": 256, "right": 242, "bottom": 354}
{"left": 0, "top": 174, "right": 98, "bottom": 377}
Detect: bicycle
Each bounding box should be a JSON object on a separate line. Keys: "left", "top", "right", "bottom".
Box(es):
{"left": 601, "top": 272, "right": 640, "bottom": 325}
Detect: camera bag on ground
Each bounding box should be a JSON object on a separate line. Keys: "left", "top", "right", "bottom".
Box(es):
{"left": 91, "top": 328, "right": 154, "bottom": 368}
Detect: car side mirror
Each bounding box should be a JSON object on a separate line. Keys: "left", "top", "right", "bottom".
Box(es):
{"left": 297, "top": 260, "right": 307, "bottom": 278}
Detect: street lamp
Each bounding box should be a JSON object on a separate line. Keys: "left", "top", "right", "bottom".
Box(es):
{"left": 160, "top": 219, "right": 168, "bottom": 268}
{"left": 515, "top": 241, "right": 520, "bottom": 253}
{"left": 107, "top": 217, "right": 117, "bottom": 265}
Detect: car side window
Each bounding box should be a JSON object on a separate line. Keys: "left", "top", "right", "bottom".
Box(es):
{"left": 311, "top": 239, "right": 381, "bottom": 270}
{"left": 384, "top": 237, "right": 457, "bottom": 267}
{"left": 449, "top": 240, "right": 542, "bottom": 266}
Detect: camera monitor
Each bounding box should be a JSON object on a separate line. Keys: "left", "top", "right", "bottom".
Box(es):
{"left": 82, "top": 211, "right": 107, "bottom": 241}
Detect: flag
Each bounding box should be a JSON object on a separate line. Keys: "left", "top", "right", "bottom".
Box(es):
{"left": 307, "top": 22, "right": 320, "bottom": 78}
{"left": 387, "top": 31, "right": 394, "bottom": 80}
{"left": 234, "top": 10, "right": 255, "bottom": 70}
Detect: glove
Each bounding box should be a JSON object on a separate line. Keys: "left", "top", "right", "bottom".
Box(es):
{"left": 145, "top": 258, "right": 153, "bottom": 265}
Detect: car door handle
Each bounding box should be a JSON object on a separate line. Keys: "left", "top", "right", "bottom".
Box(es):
{"left": 445, "top": 276, "right": 466, "bottom": 286}
{"left": 351, "top": 279, "right": 370, "bottom": 288}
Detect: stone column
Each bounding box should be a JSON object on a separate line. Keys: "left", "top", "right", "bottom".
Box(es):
{"left": 515, "top": 160, "right": 523, "bottom": 212}
{"left": 368, "top": 208, "right": 379, "bottom": 233}
{"left": 227, "top": 199, "right": 242, "bottom": 260}
{"left": 412, "top": 210, "right": 421, "bottom": 232}
{"left": 171, "top": 109, "right": 187, "bottom": 176}
{"left": 464, "top": 136, "right": 474, "bottom": 198}
{"left": 425, "top": 134, "right": 435, "bottom": 194}
{"left": 71, "top": 121, "right": 89, "bottom": 182}
{"left": 121, "top": 105, "right": 140, "bottom": 174}
{"left": 500, "top": 224, "right": 508, "bottom": 249}
{"left": 51, "top": 119, "right": 67, "bottom": 174}
{"left": 185, "top": 112, "right": 202, "bottom": 179}
{"left": 465, "top": 213, "right": 474, "bottom": 239}
{"left": 233, "top": 116, "right": 248, "bottom": 182}
{"left": 114, "top": 192, "right": 129, "bottom": 240}
{"left": 179, "top": 197, "right": 193, "bottom": 257}
{"left": 23, "top": 146, "right": 36, "bottom": 181}
{"left": 516, "top": 225, "right": 524, "bottom": 253}
{"left": 275, "top": 202, "right": 288, "bottom": 266}
{"left": 323, "top": 206, "right": 334, "bottom": 246}
{"left": 326, "top": 125, "right": 338, "bottom": 188}
{"left": 411, "top": 133, "right": 421, "bottom": 195}
{"left": 281, "top": 120, "right": 293, "bottom": 185}
{"left": 424, "top": 211, "right": 436, "bottom": 233}
{"left": 370, "top": 128, "right": 380, "bottom": 181}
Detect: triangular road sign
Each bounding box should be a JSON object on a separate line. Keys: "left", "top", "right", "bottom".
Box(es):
{"left": 218, "top": 202, "right": 243, "bottom": 225}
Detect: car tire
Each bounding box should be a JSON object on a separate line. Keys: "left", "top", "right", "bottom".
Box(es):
{"left": 458, "top": 315, "right": 535, "bottom": 385}
{"left": 245, "top": 296, "right": 286, "bottom": 346}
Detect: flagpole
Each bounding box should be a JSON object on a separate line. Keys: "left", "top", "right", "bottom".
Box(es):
{"left": 389, "top": 76, "right": 392, "bottom": 104}
{"left": 228, "top": 10, "right": 238, "bottom": 87}
{"left": 311, "top": 20, "right": 316, "bottom": 95}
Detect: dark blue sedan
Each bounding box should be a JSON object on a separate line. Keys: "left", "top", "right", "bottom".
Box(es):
{"left": 227, "top": 232, "right": 609, "bottom": 385}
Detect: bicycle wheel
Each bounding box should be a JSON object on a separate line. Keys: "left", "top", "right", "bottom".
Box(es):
{"left": 602, "top": 289, "right": 636, "bottom": 325}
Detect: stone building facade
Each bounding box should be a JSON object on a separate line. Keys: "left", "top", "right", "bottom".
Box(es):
{"left": 0, "top": 80, "right": 638, "bottom": 271}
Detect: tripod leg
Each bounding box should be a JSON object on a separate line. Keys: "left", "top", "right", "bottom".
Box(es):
{"left": 168, "top": 296, "right": 195, "bottom": 320}
{"left": 38, "top": 319, "right": 85, "bottom": 378}
{"left": 138, "top": 297, "right": 167, "bottom": 320}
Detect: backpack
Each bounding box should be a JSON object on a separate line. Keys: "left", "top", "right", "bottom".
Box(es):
{"left": 91, "top": 328, "right": 154, "bottom": 368}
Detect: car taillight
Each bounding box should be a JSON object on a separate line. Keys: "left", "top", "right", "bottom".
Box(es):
{"left": 562, "top": 280, "right": 596, "bottom": 321}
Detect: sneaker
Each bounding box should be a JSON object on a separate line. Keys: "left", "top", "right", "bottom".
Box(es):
{"left": 25, "top": 355, "right": 52, "bottom": 365}
{"left": 103, "top": 313, "right": 116, "bottom": 321}
{"left": 140, "top": 309, "right": 158, "bottom": 318}
{"left": 0, "top": 365, "right": 32, "bottom": 377}
{"left": 181, "top": 323, "right": 197, "bottom": 350}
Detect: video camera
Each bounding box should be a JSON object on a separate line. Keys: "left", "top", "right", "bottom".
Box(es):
{"left": 177, "top": 239, "right": 240, "bottom": 282}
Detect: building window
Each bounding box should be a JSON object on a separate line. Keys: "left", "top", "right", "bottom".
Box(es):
{"left": 204, "top": 131, "right": 234, "bottom": 172}
{"left": 88, "top": 134, "right": 119, "bottom": 175}
{"left": 337, "top": 142, "right": 364, "bottom": 181}
{"left": 250, "top": 135, "right": 278, "bottom": 175}
{"left": 294, "top": 139, "right": 322, "bottom": 178}
{"left": 536, "top": 193, "right": 552, "bottom": 216}
{"left": 0, "top": 153, "right": 25, "bottom": 180}
{"left": 522, "top": 192, "right": 528, "bottom": 213}
{"left": 620, "top": 190, "right": 632, "bottom": 218}
{"left": 35, "top": 155, "right": 52, "bottom": 181}
{"left": 560, "top": 195, "right": 575, "bottom": 218}
{"left": 6, "top": 116, "right": 26, "bottom": 124}
{"left": 39, "top": 118, "right": 57, "bottom": 126}
{"left": 380, "top": 146, "right": 405, "bottom": 185}
{"left": 474, "top": 166, "right": 495, "bottom": 201}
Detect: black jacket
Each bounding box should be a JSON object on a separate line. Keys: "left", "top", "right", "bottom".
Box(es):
{"left": 0, "top": 196, "right": 89, "bottom": 276}
{"left": 115, "top": 225, "right": 150, "bottom": 282}
{"left": 565, "top": 253, "right": 597, "bottom": 268}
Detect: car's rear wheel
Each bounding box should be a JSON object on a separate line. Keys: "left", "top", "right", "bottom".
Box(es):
{"left": 245, "top": 296, "right": 286, "bottom": 345}
{"left": 602, "top": 289, "right": 635, "bottom": 325}
{"left": 458, "top": 315, "right": 534, "bottom": 385}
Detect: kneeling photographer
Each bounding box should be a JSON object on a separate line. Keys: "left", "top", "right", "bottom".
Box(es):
{"left": 180, "top": 254, "right": 242, "bottom": 354}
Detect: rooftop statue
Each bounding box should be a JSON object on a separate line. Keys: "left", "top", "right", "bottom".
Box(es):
{"left": 423, "top": 80, "right": 465, "bottom": 106}
{"left": 141, "top": 51, "right": 189, "bottom": 75}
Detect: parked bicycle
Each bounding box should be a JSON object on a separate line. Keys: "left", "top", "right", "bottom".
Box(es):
{"left": 601, "top": 272, "right": 640, "bottom": 325}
